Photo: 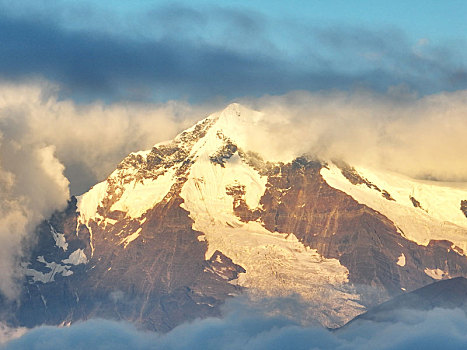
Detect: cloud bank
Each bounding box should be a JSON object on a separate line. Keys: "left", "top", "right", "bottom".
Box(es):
{"left": 241, "top": 89, "right": 467, "bottom": 182}
{"left": 4, "top": 303, "right": 467, "bottom": 350}
{"left": 0, "top": 80, "right": 212, "bottom": 194}
{"left": 3, "top": 81, "right": 467, "bottom": 190}
{"left": 0, "top": 3, "right": 465, "bottom": 103}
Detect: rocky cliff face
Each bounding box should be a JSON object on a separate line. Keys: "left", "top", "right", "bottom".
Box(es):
{"left": 4, "top": 103, "right": 467, "bottom": 331}
{"left": 236, "top": 158, "right": 467, "bottom": 305}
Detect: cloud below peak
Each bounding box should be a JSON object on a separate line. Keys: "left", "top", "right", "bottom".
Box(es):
{"left": 4, "top": 301, "right": 467, "bottom": 350}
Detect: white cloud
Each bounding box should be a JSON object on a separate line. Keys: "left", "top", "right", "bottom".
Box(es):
{"left": 241, "top": 89, "right": 467, "bottom": 182}
{"left": 0, "top": 80, "right": 215, "bottom": 194}
{"left": 0, "top": 133, "right": 69, "bottom": 298}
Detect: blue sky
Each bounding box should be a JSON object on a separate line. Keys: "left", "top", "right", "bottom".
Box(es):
{"left": 0, "top": 0, "right": 465, "bottom": 102}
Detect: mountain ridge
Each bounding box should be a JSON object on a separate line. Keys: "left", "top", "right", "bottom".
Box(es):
{"left": 341, "top": 276, "right": 467, "bottom": 329}
{"left": 2, "top": 103, "right": 467, "bottom": 331}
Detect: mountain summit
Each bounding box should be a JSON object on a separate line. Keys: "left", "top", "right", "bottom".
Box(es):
{"left": 5, "top": 104, "right": 467, "bottom": 331}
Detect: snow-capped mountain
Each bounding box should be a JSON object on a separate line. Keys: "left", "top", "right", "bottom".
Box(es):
{"left": 4, "top": 103, "right": 467, "bottom": 331}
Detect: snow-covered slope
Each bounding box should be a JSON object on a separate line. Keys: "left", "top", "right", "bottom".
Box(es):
{"left": 322, "top": 163, "right": 467, "bottom": 253}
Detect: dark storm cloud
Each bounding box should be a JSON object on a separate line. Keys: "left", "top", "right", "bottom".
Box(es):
{"left": 0, "top": 13, "right": 258, "bottom": 101}
{"left": 0, "top": 11, "right": 282, "bottom": 102}
{"left": 0, "top": 5, "right": 465, "bottom": 102}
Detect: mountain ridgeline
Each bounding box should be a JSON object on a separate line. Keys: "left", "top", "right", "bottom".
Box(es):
{"left": 4, "top": 103, "right": 467, "bottom": 331}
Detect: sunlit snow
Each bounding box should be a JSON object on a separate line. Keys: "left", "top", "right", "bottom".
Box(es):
{"left": 396, "top": 253, "right": 406, "bottom": 267}
{"left": 321, "top": 163, "right": 467, "bottom": 254}
{"left": 180, "top": 104, "right": 363, "bottom": 327}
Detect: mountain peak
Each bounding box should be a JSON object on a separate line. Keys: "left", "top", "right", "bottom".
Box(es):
{"left": 211, "top": 103, "right": 262, "bottom": 126}
{"left": 221, "top": 102, "right": 242, "bottom": 115}
{"left": 19, "top": 101, "right": 467, "bottom": 334}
